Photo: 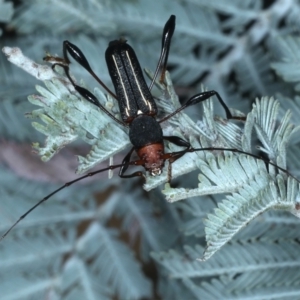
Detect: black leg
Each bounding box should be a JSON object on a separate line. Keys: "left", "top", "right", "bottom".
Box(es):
{"left": 159, "top": 91, "right": 246, "bottom": 123}
{"left": 62, "top": 41, "right": 116, "bottom": 99}
{"left": 119, "top": 147, "right": 144, "bottom": 179}
{"left": 163, "top": 136, "right": 191, "bottom": 183}
{"left": 149, "top": 15, "right": 176, "bottom": 90}
{"left": 163, "top": 135, "right": 191, "bottom": 164}
{"left": 164, "top": 135, "right": 190, "bottom": 148}
{"left": 47, "top": 42, "right": 126, "bottom": 127}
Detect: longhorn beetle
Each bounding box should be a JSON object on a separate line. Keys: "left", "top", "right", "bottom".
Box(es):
{"left": 46, "top": 15, "right": 241, "bottom": 179}
{"left": 0, "top": 15, "right": 293, "bottom": 240}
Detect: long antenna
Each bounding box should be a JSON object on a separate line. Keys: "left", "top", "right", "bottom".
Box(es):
{"left": 0, "top": 161, "right": 137, "bottom": 242}
{"left": 1, "top": 146, "right": 297, "bottom": 242}
{"left": 188, "top": 147, "right": 299, "bottom": 182}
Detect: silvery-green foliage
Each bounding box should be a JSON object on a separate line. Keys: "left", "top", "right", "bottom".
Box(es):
{"left": 2, "top": 1, "right": 300, "bottom": 300}
{"left": 152, "top": 240, "right": 300, "bottom": 300}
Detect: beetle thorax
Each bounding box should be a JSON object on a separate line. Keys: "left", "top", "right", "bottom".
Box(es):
{"left": 129, "top": 115, "right": 165, "bottom": 176}
{"left": 129, "top": 115, "right": 163, "bottom": 148}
